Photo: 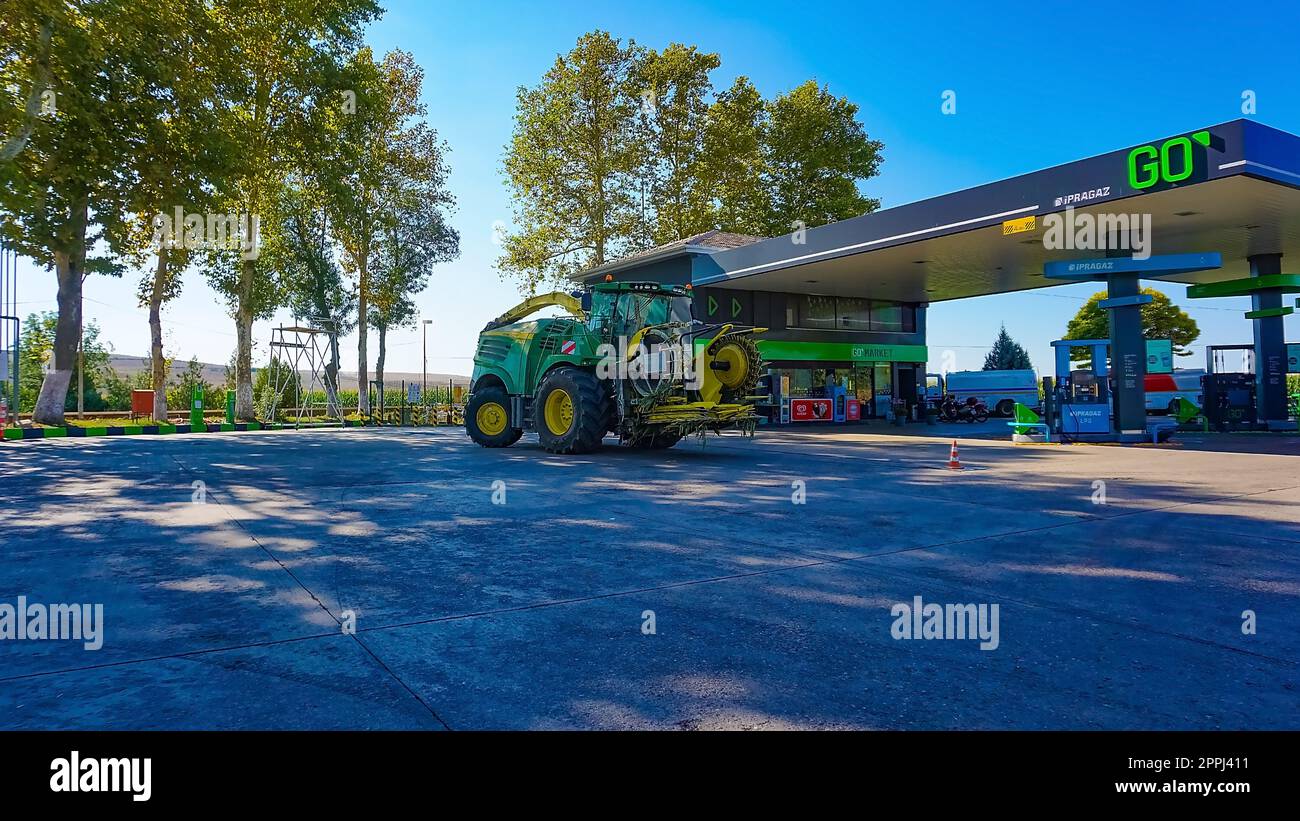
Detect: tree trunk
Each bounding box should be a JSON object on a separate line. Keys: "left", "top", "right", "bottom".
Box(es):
{"left": 234, "top": 258, "right": 256, "bottom": 420}
{"left": 33, "top": 199, "right": 88, "bottom": 426}
{"left": 148, "top": 249, "right": 170, "bottom": 422}
{"left": 356, "top": 255, "right": 369, "bottom": 415}
{"left": 375, "top": 322, "right": 386, "bottom": 415}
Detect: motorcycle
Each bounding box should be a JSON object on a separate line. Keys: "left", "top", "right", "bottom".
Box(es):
{"left": 939, "top": 395, "right": 990, "bottom": 424}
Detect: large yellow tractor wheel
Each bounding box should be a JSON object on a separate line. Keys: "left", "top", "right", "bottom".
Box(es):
{"left": 535, "top": 368, "right": 609, "bottom": 454}
{"left": 465, "top": 386, "right": 522, "bottom": 448}
{"left": 705, "top": 333, "right": 763, "bottom": 403}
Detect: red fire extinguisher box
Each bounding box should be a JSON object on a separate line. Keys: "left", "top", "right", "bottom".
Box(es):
{"left": 131, "top": 389, "right": 153, "bottom": 417}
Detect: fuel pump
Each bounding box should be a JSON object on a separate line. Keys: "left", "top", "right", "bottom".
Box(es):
{"left": 1059, "top": 368, "right": 1112, "bottom": 434}
{"left": 1050, "top": 339, "right": 1113, "bottom": 437}
{"left": 1204, "top": 345, "right": 1259, "bottom": 431}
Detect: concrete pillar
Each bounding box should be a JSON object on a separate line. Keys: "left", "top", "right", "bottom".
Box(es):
{"left": 1248, "top": 253, "right": 1290, "bottom": 428}
{"left": 1106, "top": 274, "right": 1148, "bottom": 433}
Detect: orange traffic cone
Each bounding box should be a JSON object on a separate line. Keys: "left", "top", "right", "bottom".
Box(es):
{"left": 946, "top": 440, "right": 963, "bottom": 470}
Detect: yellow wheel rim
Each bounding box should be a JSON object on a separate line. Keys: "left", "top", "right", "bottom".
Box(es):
{"left": 543, "top": 387, "right": 574, "bottom": 436}
{"left": 712, "top": 344, "right": 748, "bottom": 388}
{"left": 476, "top": 401, "right": 508, "bottom": 436}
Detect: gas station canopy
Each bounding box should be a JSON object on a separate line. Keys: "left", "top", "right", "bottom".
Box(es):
{"left": 694, "top": 119, "right": 1300, "bottom": 302}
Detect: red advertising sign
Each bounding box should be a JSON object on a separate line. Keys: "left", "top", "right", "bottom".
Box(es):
{"left": 845, "top": 398, "right": 861, "bottom": 421}
{"left": 790, "top": 398, "right": 834, "bottom": 422}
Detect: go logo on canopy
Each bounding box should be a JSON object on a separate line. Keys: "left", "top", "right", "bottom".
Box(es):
{"left": 1127, "top": 130, "right": 1212, "bottom": 190}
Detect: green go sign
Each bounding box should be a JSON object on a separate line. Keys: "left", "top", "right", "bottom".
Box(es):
{"left": 1127, "top": 130, "right": 1210, "bottom": 190}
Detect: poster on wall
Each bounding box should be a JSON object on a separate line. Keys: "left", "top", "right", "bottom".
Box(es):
{"left": 1287, "top": 343, "right": 1299, "bottom": 373}
{"left": 789, "top": 398, "right": 834, "bottom": 422}
{"left": 1145, "top": 338, "right": 1174, "bottom": 374}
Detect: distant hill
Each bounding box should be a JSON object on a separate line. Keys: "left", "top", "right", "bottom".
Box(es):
{"left": 107, "top": 355, "right": 470, "bottom": 390}
{"left": 108, "top": 355, "right": 229, "bottom": 386}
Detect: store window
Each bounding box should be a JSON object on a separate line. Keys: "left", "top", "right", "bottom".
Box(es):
{"left": 870, "top": 301, "right": 904, "bottom": 332}
{"left": 837, "top": 297, "right": 871, "bottom": 331}
{"left": 778, "top": 368, "right": 815, "bottom": 397}
{"left": 788, "top": 294, "right": 915, "bottom": 334}
{"left": 799, "top": 295, "right": 837, "bottom": 329}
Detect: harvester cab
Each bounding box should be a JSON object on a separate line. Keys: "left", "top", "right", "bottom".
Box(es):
{"left": 465, "top": 280, "right": 766, "bottom": 454}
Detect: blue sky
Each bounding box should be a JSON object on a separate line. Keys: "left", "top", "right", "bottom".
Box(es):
{"left": 13, "top": 0, "right": 1300, "bottom": 376}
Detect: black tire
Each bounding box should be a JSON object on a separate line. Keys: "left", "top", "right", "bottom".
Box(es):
{"left": 973, "top": 410, "right": 989, "bottom": 423}
{"left": 995, "top": 399, "right": 1015, "bottom": 417}
{"left": 536, "top": 368, "right": 609, "bottom": 454}
{"left": 465, "top": 386, "right": 522, "bottom": 448}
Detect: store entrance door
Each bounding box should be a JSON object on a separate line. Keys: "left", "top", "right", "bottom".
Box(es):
{"left": 872, "top": 364, "right": 893, "bottom": 417}
{"left": 896, "top": 366, "right": 916, "bottom": 419}
{"left": 848, "top": 367, "right": 875, "bottom": 417}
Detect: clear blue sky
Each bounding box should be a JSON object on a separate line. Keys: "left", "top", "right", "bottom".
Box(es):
{"left": 13, "top": 0, "right": 1300, "bottom": 376}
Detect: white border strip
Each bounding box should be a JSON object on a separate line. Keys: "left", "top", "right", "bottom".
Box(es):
{"left": 706, "top": 205, "right": 1039, "bottom": 281}
{"left": 1218, "top": 159, "right": 1300, "bottom": 181}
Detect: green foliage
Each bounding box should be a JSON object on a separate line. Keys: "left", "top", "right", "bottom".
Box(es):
{"left": 701, "top": 77, "right": 768, "bottom": 237}
{"left": 254, "top": 359, "right": 302, "bottom": 419}
{"left": 0, "top": 0, "right": 166, "bottom": 265}
{"left": 202, "top": 0, "right": 382, "bottom": 418}
{"left": 302, "top": 385, "right": 457, "bottom": 408}
{"left": 983, "top": 325, "right": 1034, "bottom": 371}
{"left": 758, "top": 81, "right": 882, "bottom": 236}
{"left": 165, "top": 357, "right": 225, "bottom": 412}
{"left": 1064, "top": 288, "right": 1200, "bottom": 364}
{"left": 310, "top": 46, "right": 458, "bottom": 412}
{"left": 101, "top": 367, "right": 152, "bottom": 411}
{"left": 500, "top": 31, "right": 644, "bottom": 292}
{"left": 634, "top": 43, "right": 722, "bottom": 244}
{"left": 17, "top": 312, "right": 112, "bottom": 412}
{"left": 498, "top": 32, "right": 885, "bottom": 291}
{"left": 267, "top": 178, "right": 357, "bottom": 332}
{"left": 369, "top": 158, "right": 459, "bottom": 335}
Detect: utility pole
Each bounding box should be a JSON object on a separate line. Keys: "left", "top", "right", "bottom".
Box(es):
{"left": 76, "top": 330, "right": 84, "bottom": 419}
{"left": 422, "top": 319, "right": 432, "bottom": 407}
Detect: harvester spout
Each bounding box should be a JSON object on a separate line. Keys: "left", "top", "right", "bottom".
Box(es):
{"left": 484, "top": 291, "right": 586, "bottom": 331}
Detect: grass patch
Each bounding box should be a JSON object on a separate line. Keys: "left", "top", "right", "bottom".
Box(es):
{"left": 65, "top": 417, "right": 146, "bottom": 428}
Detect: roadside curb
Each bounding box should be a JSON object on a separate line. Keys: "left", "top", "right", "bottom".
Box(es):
{"left": 0, "top": 420, "right": 367, "bottom": 442}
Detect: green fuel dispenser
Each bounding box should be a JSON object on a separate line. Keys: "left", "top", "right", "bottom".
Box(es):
{"left": 190, "top": 385, "right": 204, "bottom": 428}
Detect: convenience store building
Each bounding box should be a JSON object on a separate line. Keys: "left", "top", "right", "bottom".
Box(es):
{"left": 576, "top": 119, "right": 1300, "bottom": 426}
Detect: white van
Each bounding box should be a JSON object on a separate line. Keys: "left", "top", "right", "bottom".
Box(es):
{"left": 927, "top": 370, "right": 1040, "bottom": 417}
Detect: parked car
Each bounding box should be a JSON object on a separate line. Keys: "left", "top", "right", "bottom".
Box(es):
{"left": 926, "top": 370, "right": 1039, "bottom": 417}
{"left": 1145, "top": 369, "right": 1204, "bottom": 414}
